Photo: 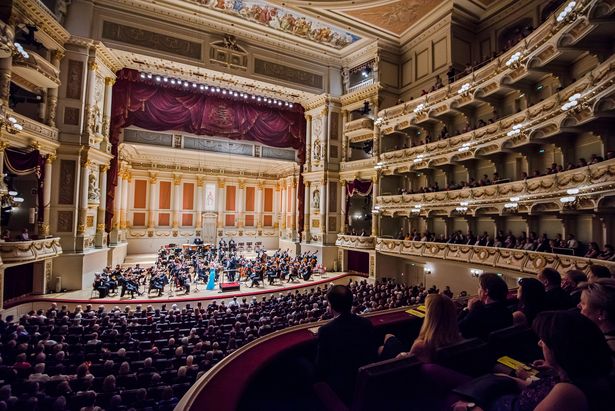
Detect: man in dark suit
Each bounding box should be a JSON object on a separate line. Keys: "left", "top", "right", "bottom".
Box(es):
{"left": 458, "top": 272, "right": 513, "bottom": 339}
{"left": 538, "top": 267, "right": 573, "bottom": 310}
{"left": 316, "top": 285, "right": 378, "bottom": 404}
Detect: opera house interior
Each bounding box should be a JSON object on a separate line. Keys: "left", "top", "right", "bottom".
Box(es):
{"left": 0, "top": 0, "right": 614, "bottom": 410}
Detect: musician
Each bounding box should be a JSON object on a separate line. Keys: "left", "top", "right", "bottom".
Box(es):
{"left": 266, "top": 263, "right": 277, "bottom": 285}
{"left": 178, "top": 271, "right": 191, "bottom": 294}
{"left": 133, "top": 264, "right": 145, "bottom": 285}
{"left": 121, "top": 269, "right": 142, "bottom": 298}
{"left": 229, "top": 238, "right": 236, "bottom": 252}
{"left": 301, "top": 264, "right": 313, "bottom": 281}
{"left": 194, "top": 236, "right": 203, "bottom": 245}
{"left": 93, "top": 273, "right": 109, "bottom": 298}
{"left": 149, "top": 271, "right": 168, "bottom": 296}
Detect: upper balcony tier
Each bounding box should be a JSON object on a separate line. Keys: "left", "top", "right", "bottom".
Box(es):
{"left": 344, "top": 117, "right": 374, "bottom": 142}
{"left": 12, "top": 50, "right": 60, "bottom": 89}
{"left": 0, "top": 238, "right": 62, "bottom": 265}
{"left": 377, "top": 0, "right": 607, "bottom": 127}
{"left": 376, "top": 239, "right": 615, "bottom": 275}
{"left": 377, "top": 55, "right": 615, "bottom": 171}
{"left": 375, "top": 157, "right": 615, "bottom": 217}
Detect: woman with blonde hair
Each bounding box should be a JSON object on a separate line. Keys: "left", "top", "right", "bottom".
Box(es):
{"left": 380, "top": 293, "right": 462, "bottom": 361}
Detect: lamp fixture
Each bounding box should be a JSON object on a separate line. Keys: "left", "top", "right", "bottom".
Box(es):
{"left": 458, "top": 82, "right": 472, "bottom": 96}
{"left": 458, "top": 142, "right": 472, "bottom": 152}
{"left": 0, "top": 105, "right": 24, "bottom": 134}
{"left": 470, "top": 268, "right": 483, "bottom": 278}
{"left": 413, "top": 103, "right": 427, "bottom": 115}
{"left": 556, "top": 1, "right": 577, "bottom": 23}
{"left": 510, "top": 196, "right": 520, "bottom": 202}
{"left": 139, "top": 71, "right": 295, "bottom": 108}
{"left": 561, "top": 92, "right": 582, "bottom": 111}
{"left": 423, "top": 266, "right": 432, "bottom": 275}
{"left": 566, "top": 188, "right": 579, "bottom": 195}
{"left": 506, "top": 123, "right": 525, "bottom": 137}
{"left": 506, "top": 51, "right": 524, "bottom": 69}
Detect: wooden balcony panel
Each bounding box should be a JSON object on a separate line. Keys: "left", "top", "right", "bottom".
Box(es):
{"left": 335, "top": 234, "right": 375, "bottom": 250}
{"left": 0, "top": 238, "right": 62, "bottom": 264}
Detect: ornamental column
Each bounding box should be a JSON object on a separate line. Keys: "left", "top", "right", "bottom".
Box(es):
{"left": 95, "top": 165, "right": 108, "bottom": 247}
{"left": 236, "top": 180, "right": 245, "bottom": 228}
{"left": 0, "top": 25, "right": 14, "bottom": 106}
{"left": 196, "top": 177, "right": 204, "bottom": 231}
{"left": 273, "top": 183, "right": 280, "bottom": 229}
{"left": 172, "top": 174, "right": 182, "bottom": 230}
{"left": 46, "top": 50, "right": 64, "bottom": 127}
{"left": 280, "top": 181, "right": 287, "bottom": 230}
{"left": 217, "top": 179, "right": 225, "bottom": 229}
{"left": 120, "top": 171, "right": 130, "bottom": 229}
{"left": 256, "top": 181, "right": 263, "bottom": 229}
{"left": 340, "top": 180, "right": 347, "bottom": 234}
{"left": 341, "top": 110, "right": 348, "bottom": 162}
{"left": 303, "top": 181, "right": 311, "bottom": 242}
{"left": 102, "top": 77, "right": 114, "bottom": 142}
{"left": 83, "top": 57, "right": 98, "bottom": 139}
{"left": 290, "top": 179, "right": 297, "bottom": 236}
{"left": 371, "top": 174, "right": 379, "bottom": 236}
{"left": 39, "top": 154, "right": 56, "bottom": 237}
{"left": 319, "top": 178, "right": 327, "bottom": 236}
{"left": 305, "top": 114, "right": 312, "bottom": 171}
{"left": 77, "top": 160, "right": 91, "bottom": 237}
{"left": 147, "top": 172, "right": 158, "bottom": 230}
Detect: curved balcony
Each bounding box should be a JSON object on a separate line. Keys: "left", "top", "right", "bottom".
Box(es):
{"left": 12, "top": 50, "right": 60, "bottom": 89}
{"left": 335, "top": 234, "right": 376, "bottom": 249}
{"left": 339, "top": 156, "right": 377, "bottom": 173}
{"left": 378, "top": 0, "right": 601, "bottom": 126}
{"left": 0, "top": 237, "right": 62, "bottom": 265}
{"left": 376, "top": 157, "right": 615, "bottom": 216}
{"left": 378, "top": 54, "right": 615, "bottom": 171}
{"left": 177, "top": 307, "right": 418, "bottom": 411}
{"left": 3, "top": 109, "right": 59, "bottom": 144}
{"left": 344, "top": 117, "right": 374, "bottom": 142}
{"left": 376, "top": 239, "right": 615, "bottom": 275}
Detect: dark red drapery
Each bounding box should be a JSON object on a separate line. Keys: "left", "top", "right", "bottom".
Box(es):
{"left": 4, "top": 148, "right": 45, "bottom": 222}
{"left": 106, "top": 68, "right": 306, "bottom": 233}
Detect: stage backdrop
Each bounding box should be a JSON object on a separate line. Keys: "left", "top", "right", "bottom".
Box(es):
{"left": 106, "top": 68, "right": 306, "bottom": 234}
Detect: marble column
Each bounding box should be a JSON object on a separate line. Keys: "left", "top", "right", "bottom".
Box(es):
{"left": 341, "top": 110, "right": 348, "bottom": 162}
{"left": 172, "top": 174, "right": 181, "bottom": 230}
{"left": 273, "top": 184, "right": 280, "bottom": 229}
{"left": 77, "top": 160, "right": 91, "bottom": 236}
{"left": 236, "top": 180, "right": 245, "bottom": 228}
{"left": 195, "top": 177, "right": 204, "bottom": 231}
{"left": 95, "top": 165, "right": 108, "bottom": 247}
{"left": 83, "top": 59, "right": 98, "bottom": 139}
{"left": 305, "top": 115, "right": 312, "bottom": 171}
{"left": 102, "top": 77, "right": 114, "bottom": 144}
{"left": 39, "top": 154, "right": 55, "bottom": 237}
{"left": 0, "top": 25, "right": 14, "bottom": 106}
{"left": 303, "top": 181, "right": 311, "bottom": 242}
{"left": 147, "top": 172, "right": 158, "bottom": 229}
{"left": 256, "top": 181, "right": 263, "bottom": 229}
{"left": 120, "top": 171, "right": 130, "bottom": 229}
{"left": 280, "top": 182, "right": 287, "bottom": 230}
{"left": 340, "top": 180, "right": 347, "bottom": 234}
{"left": 371, "top": 175, "right": 379, "bottom": 236}
{"left": 319, "top": 179, "right": 326, "bottom": 236}
{"left": 46, "top": 50, "right": 64, "bottom": 128}
{"left": 290, "top": 179, "right": 297, "bottom": 234}
{"left": 217, "top": 179, "right": 225, "bottom": 229}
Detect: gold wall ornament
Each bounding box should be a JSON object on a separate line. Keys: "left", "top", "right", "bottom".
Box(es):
{"left": 105, "top": 77, "right": 115, "bottom": 86}
{"left": 148, "top": 172, "right": 158, "bottom": 184}
{"left": 217, "top": 179, "right": 225, "bottom": 189}
{"left": 99, "top": 164, "right": 109, "bottom": 172}
{"left": 88, "top": 60, "right": 98, "bottom": 71}
{"left": 197, "top": 176, "right": 205, "bottom": 187}
{"left": 173, "top": 174, "right": 182, "bottom": 185}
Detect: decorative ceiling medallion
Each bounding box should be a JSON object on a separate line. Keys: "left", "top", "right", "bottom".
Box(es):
{"left": 185, "top": 0, "right": 360, "bottom": 49}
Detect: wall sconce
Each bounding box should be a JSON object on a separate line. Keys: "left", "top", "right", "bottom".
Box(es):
{"left": 458, "top": 143, "right": 472, "bottom": 152}
{"left": 0, "top": 105, "right": 24, "bottom": 134}
{"left": 413, "top": 154, "right": 426, "bottom": 163}
{"left": 566, "top": 188, "right": 579, "bottom": 195}
{"left": 424, "top": 266, "right": 432, "bottom": 275}
{"left": 374, "top": 161, "right": 385, "bottom": 170}
{"left": 503, "top": 202, "right": 518, "bottom": 213}
{"left": 457, "top": 82, "right": 472, "bottom": 97}
{"left": 413, "top": 103, "right": 428, "bottom": 116}
{"left": 374, "top": 117, "right": 384, "bottom": 127}
{"left": 560, "top": 196, "right": 577, "bottom": 209}
{"left": 556, "top": 1, "right": 578, "bottom": 24}
{"left": 455, "top": 202, "right": 468, "bottom": 214}
{"left": 470, "top": 268, "right": 483, "bottom": 278}
{"left": 506, "top": 123, "right": 525, "bottom": 137}
{"left": 561, "top": 92, "right": 586, "bottom": 112}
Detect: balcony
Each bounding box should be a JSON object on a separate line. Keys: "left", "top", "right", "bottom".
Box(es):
{"left": 0, "top": 237, "right": 63, "bottom": 264}
{"left": 344, "top": 117, "right": 374, "bottom": 142}
{"left": 340, "top": 157, "right": 377, "bottom": 173}
{"left": 12, "top": 50, "right": 60, "bottom": 89}
{"left": 375, "top": 157, "right": 615, "bottom": 216}
{"left": 4, "top": 109, "right": 59, "bottom": 143}
{"left": 375, "top": 239, "right": 615, "bottom": 275}
{"left": 335, "top": 234, "right": 375, "bottom": 250}
{"left": 377, "top": 56, "right": 615, "bottom": 171}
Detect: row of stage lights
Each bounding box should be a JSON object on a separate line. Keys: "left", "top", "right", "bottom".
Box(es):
{"left": 139, "top": 72, "right": 295, "bottom": 108}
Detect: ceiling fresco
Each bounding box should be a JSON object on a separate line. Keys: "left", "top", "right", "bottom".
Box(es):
{"left": 185, "top": 0, "right": 361, "bottom": 49}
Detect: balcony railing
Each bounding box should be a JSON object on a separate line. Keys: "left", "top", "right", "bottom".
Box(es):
{"left": 0, "top": 237, "right": 63, "bottom": 264}
{"left": 340, "top": 157, "right": 377, "bottom": 172}
{"left": 376, "top": 157, "right": 615, "bottom": 216}
{"left": 12, "top": 50, "right": 60, "bottom": 89}
{"left": 6, "top": 109, "right": 59, "bottom": 142}
{"left": 335, "top": 234, "right": 375, "bottom": 249}
{"left": 376, "top": 239, "right": 615, "bottom": 275}
{"left": 344, "top": 117, "right": 374, "bottom": 142}
{"left": 376, "top": 54, "right": 615, "bottom": 170}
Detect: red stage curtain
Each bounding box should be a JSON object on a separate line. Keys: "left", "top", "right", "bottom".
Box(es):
{"left": 106, "top": 69, "right": 306, "bottom": 233}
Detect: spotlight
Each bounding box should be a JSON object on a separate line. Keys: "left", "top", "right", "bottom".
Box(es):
{"left": 163, "top": 77, "right": 168, "bottom": 82}
{"left": 170, "top": 79, "right": 176, "bottom": 84}
{"left": 199, "top": 85, "right": 204, "bottom": 90}
{"left": 155, "top": 76, "right": 161, "bottom": 81}
{"left": 140, "top": 73, "right": 145, "bottom": 78}
{"left": 147, "top": 74, "right": 152, "bottom": 79}
{"left": 222, "top": 90, "right": 227, "bottom": 94}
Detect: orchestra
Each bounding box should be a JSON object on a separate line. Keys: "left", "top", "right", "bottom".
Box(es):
{"left": 92, "top": 239, "right": 319, "bottom": 299}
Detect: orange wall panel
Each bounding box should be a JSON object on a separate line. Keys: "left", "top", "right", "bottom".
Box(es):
{"left": 158, "top": 213, "right": 170, "bottom": 226}
{"left": 264, "top": 188, "right": 273, "bottom": 212}
{"left": 245, "top": 187, "right": 255, "bottom": 211}
{"left": 183, "top": 183, "right": 194, "bottom": 210}
{"left": 263, "top": 215, "right": 272, "bottom": 227}
{"left": 134, "top": 180, "right": 147, "bottom": 209}
{"left": 159, "top": 181, "right": 171, "bottom": 209}
{"left": 182, "top": 214, "right": 193, "bottom": 226}
{"left": 132, "top": 212, "right": 145, "bottom": 226}
{"left": 225, "top": 214, "right": 235, "bottom": 226}
{"left": 226, "top": 186, "right": 236, "bottom": 211}
{"left": 245, "top": 215, "right": 254, "bottom": 226}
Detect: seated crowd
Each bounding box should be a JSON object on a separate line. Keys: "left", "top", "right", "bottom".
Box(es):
{"left": 396, "top": 229, "right": 614, "bottom": 259}
{"left": 395, "top": 152, "right": 614, "bottom": 195}
{"left": 317, "top": 265, "right": 615, "bottom": 410}
{"left": 0, "top": 279, "right": 428, "bottom": 411}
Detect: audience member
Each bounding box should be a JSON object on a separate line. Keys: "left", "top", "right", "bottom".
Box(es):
{"left": 577, "top": 278, "right": 615, "bottom": 354}
{"left": 458, "top": 273, "right": 512, "bottom": 339}
{"left": 512, "top": 277, "right": 545, "bottom": 326}
{"left": 538, "top": 268, "right": 573, "bottom": 311}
